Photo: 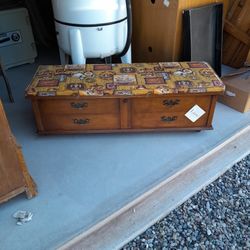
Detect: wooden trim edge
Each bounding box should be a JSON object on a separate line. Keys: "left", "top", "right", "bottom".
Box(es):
{"left": 0, "top": 187, "right": 26, "bottom": 204}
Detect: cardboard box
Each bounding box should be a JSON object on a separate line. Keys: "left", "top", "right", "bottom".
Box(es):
{"left": 219, "top": 68, "right": 250, "bottom": 113}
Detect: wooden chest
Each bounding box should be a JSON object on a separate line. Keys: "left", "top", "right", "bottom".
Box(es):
{"left": 26, "top": 62, "right": 224, "bottom": 134}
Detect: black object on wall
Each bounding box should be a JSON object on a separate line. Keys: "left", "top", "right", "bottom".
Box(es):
{"left": 0, "top": 0, "right": 23, "bottom": 11}
{"left": 182, "top": 3, "right": 223, "bottom": 76}
{"left": 24, "top": 0, "right": 57, "bottom": 47}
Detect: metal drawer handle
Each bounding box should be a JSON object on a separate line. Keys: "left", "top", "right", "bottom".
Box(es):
{"left": 161, "top": 116, "right": 177, "bottom": 122}
{"left": 163, "top": 99, "right": 180, "bottom": 107}
{"left": 70, "top": 102, "right": 88, "bottom": 109}
{"left": 73, "top": 118, "right": 89, "bottom": 125}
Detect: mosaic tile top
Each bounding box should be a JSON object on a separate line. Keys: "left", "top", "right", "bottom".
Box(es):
{"left": 25, "top": 62, "right": 225, "bottom": 97}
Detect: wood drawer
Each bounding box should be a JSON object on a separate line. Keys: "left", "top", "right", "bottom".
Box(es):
{"left": 42, "top": 114, "right": 120, "bottom": 131}
{"left": 31, "top": 95, "right": 217, "bottom": 133}
{"left": 38, "top": 99, "right": 119, "bottom": 115}
{"left": 132, "top": 111, "right": 209, "bottom": 129}
{"left": 131, "top": 96, "right": 212, "bottom": 113}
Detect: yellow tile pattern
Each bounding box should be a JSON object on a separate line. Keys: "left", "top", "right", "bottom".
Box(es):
{"left": 26, "top": 62, "right": 224, "bottom": 97}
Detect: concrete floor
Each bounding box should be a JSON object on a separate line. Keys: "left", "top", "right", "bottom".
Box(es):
{"left": 0, "top": 50, "right": 249, "bottom": 250}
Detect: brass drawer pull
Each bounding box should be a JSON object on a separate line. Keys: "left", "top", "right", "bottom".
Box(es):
{"left": 73, "top": 118, "right": 90, "bottom": 125}
{"left": 161, "top": 116, "right": 177, "bottom": 122}
{"left": 163, "top": 99, "right": 180, "bottom": 107}
{"left": 70, "top": 102, "right": 88, "bottom": 109}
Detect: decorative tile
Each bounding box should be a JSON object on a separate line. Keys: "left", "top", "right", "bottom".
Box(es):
{"left": 26, "top": 62, "right": 224, "bottom": 97}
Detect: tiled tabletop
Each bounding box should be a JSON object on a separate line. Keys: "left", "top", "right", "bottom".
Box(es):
{"left": 26, "top": 62, "right": 225, "bottom": 97}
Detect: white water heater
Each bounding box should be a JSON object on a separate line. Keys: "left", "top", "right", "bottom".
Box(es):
{"left": 51, "top": 0, "right": 132, "bottom": 64}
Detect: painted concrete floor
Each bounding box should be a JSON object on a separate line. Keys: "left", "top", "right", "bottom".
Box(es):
{"left": 0, "top": 50, "right": 250, "bottom": 250}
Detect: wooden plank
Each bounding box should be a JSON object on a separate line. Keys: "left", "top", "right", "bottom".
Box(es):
{"left": 223, "top": 0, "right": 250, "bottom": 67}
{"left": 131, "top": 0, "right": 179, "bottom": 62}
{"left": 227, "top": 0, "right": 241, "bottom": 19}
{"left": 0, "top": 100, "right": 37, "bottom": 203}
{"left": 224, "top": 20, "right": 250, "bottom": 46}
{"left": 59, "top": 125, "right": 250, "bottom": 250}
{"left": 0, "top": 101, "right": 25, "bottom": 199}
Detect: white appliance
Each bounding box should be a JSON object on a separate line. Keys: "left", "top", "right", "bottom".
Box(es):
{"left": 51, "top": 0, "right": 132, "bottom": 64}
{"left": 0, "top": 8, "right": 37, "bottom": 69}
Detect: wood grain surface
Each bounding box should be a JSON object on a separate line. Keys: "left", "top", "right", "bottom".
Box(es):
{"left": 0, "top": 100, "right": 37, "bottom": 203}
{"left": 31, "top": 95, "right": 217, "bottom": 134}
{"left": 131, "top": 0, "right": 229, "bottom": 62}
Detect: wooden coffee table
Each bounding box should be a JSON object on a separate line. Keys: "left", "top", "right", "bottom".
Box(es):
{"left": 25, "top": 62, "right": 224, "bottom": 134}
